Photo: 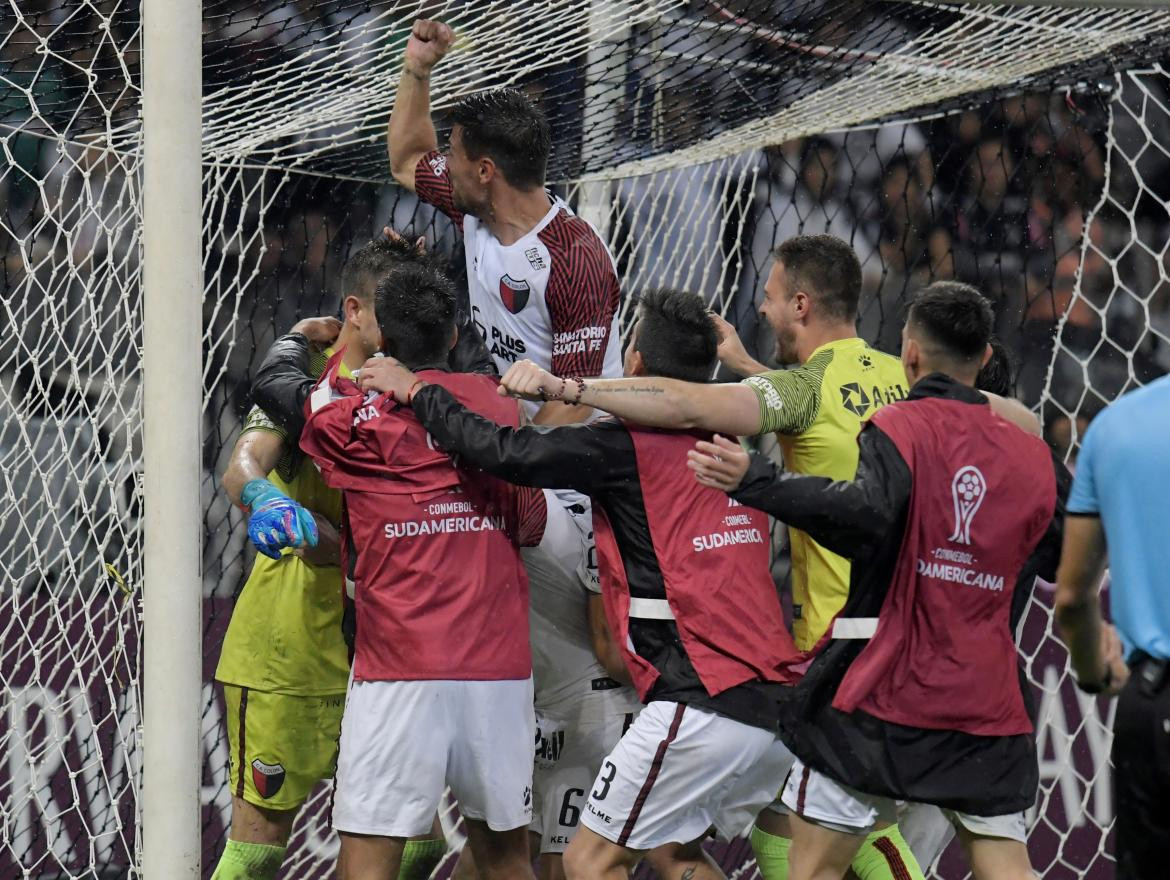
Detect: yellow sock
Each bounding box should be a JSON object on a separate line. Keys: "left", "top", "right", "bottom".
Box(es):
{"left": 398, "top": 837, "right": 447, "bottom": 880}
{"left": 210, "top": 839, "right": 286, "bottom": 880}
{"left": 750, "top": 824, "right": 791, "bottom": 880}
{"left": 850, "top": 825, "right": 926, "bottom": 880}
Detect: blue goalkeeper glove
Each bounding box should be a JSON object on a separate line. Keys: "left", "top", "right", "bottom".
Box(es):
{"left": 241, "top": 478, "right": 319, "bottom": 560}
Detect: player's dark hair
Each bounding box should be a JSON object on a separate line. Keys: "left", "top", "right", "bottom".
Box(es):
{"left": 975, "top": 336, "right": 1015, "bottom": 396}
{"left": 452, "top": 88, "right": 551, "bottom": 190}
{"left": 772, "top": 234, "right": 861, "bottom": 323}
{"left": 374, "top": 262, "right": 457, "bottom": 367}
{"left": 908, "top": 281, "right": 994, "bottom": 365}
{"left": 342, "top": 234, "right": 444, "bottom": 302}
{"left": 633, "top": 288, "right": 718, "bottom": 383}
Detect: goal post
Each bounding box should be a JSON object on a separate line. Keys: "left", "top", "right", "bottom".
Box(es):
{"left": 141, "top": 0, "right": 203, "bottom": 874}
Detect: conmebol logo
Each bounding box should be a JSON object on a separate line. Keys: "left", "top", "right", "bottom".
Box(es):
{"left": 948, "top": 465, "right": 987, "bottom": 545}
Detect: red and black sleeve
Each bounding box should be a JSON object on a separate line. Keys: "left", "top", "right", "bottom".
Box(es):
{"left": 413, "top": 150, "right": 465, "bottom": 231}
{"left": 541, "top": 218, "right": 620, "bottom": 378}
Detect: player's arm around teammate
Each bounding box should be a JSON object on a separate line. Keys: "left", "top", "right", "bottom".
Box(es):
{"left": 496, "top": 357, "right": 765, "bottom": 434}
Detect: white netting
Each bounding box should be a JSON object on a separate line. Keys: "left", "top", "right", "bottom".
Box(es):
{"left": 1043, "top": 62, "right": 1170, "bottom": 425}
{"left": 1, "top": 2, "right": 142, "bottom": 877}
{"left": 3, "top": 1, "right": 1170, "bottom": 878}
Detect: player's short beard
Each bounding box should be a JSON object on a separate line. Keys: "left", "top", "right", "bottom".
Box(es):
{"left": 452, "top": 185, "right": 488, "bottom": 219}
{"left": 774, "top": 325, "right": 798, "bottom": 365}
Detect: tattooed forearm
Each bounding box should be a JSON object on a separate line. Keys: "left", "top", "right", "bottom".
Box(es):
{"left": 588, "top": 385, "right": 666, "bottom": 395}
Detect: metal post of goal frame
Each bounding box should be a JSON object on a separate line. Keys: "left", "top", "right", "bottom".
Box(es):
{"left": 141, "top": 0, "right": 203, "bottom": 874}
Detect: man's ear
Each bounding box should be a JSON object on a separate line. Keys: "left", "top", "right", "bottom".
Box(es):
{"left": 627, "top": 348, "right": 646, "bottom": 377}
{"left": 448, "top": 325, "right": 459, "bottom": 352}
{"left": 478, "top": 156, "right": 495, "bottom": 185}
{"left": 343, "top": 295, "right": 362, "bottom": 322}
{"left": 792, "top": 291, "right": 810, "bottom": 320}
{"left": 902, "top": 336, "right": 920, "bottom": 371}
{"left": 980, "top": 342, "right": 993, "bottom": 368}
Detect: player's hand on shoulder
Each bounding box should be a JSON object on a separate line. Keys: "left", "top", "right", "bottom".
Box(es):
{"left": 358, "top": 355, "right": 419, "bottom": 404}
{"left": 687, "top": 434, "right": 751, "bottom": 492}
{"left": 404, "top": 19, "right": 454, "bottom": 76}
{"left": 241, "top": 478, "right": 319, "bottom": 560}
{"left": 499, "top": 359, "right": 558, "bottom": 402}
{"left": 291, "top": 316, "right": 342, "bottom": 347}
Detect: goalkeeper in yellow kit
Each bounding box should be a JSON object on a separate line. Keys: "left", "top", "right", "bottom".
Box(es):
{"left": 211, "top": 236, "right": 487, "bottom": 880}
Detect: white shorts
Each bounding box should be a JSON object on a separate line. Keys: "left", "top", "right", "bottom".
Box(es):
{"left": 897, "top": 801, "right": 956, "bottom": 870}
{"left": 781, "top": 759, "right": 1027, "bottom": 843}
{"left": 530, "top": 709, "right": 638, "bottom": 854}
{"left": 333, "top": 678, "right": 535, "bottom": 837}
{"left": 581, "top": 701, "right": 793, "bottom": 851}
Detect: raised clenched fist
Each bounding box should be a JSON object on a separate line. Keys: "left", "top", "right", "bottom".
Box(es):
{"left": 404, "top": 19, "right": 454, "bottom": 76}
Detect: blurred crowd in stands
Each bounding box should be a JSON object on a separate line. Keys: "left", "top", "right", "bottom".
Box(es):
{"left": 4, "top": 1, "right": 1170, "bottom": 487}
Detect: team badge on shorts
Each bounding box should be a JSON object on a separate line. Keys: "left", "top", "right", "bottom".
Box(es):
{"left": 499, "top": 274, "right": 531, "bottom": 314}
{"left": 251, "top": 759, "right": 286, "bottom": 798}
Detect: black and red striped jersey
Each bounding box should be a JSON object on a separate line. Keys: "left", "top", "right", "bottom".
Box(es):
{"left": 415, "top": 151, "right": 622, "bottom": 414}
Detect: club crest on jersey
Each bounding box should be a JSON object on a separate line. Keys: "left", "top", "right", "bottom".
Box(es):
{"left": 948, "top": 465, "right": 987, "bottom": 545}
{"left": 251, "top": 759, "right": 286, "bottom": 799}
{"left": 499, "top": 274, "right": 531, "bottom": 314}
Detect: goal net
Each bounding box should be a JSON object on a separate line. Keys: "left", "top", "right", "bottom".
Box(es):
{"left": 2, "top": 1, "right": 1169, "bottom": 878}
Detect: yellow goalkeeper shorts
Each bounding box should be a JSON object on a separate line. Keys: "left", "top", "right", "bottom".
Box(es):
{"left": 222, "top": 684, "right": 345, "bottom": 811}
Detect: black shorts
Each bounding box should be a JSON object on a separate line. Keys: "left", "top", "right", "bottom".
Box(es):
{"left": 1113, "top": 652, "right": 1170, "bottom": 880}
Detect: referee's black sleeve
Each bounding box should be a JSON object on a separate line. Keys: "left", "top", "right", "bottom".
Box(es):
{"left": 410, "top": 384, "right": 630, "bottom": 493}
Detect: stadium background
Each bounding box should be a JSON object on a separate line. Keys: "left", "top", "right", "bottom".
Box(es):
{"left": 2, "top": 1, "right": 1169, "bottom": 877}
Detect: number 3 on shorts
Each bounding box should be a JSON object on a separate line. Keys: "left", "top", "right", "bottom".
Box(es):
{"left": 592, "top": 760, "right": 617, "bottom": 801}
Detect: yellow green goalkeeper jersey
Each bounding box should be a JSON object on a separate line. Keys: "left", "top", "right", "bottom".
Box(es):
{"left": 743, "top": 337, "right": 909, "bottom": 650}
{"left": 215, "top": 348, "right": 351, "bottom": 696}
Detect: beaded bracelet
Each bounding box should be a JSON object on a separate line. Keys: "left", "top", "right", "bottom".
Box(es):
{"left": 539, "top": 378, "right": 567, "bottom": 402}
{"left": 564, "top": 377, "right": 587, "bottom": 405}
